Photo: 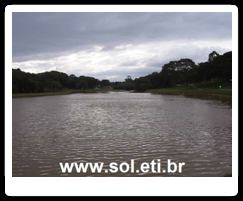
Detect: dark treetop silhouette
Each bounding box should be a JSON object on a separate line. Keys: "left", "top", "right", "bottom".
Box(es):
{"left": 13, "top": 51, "right": 231, "bottom": 93}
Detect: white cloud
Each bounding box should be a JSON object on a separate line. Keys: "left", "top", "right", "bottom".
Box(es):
{"left": 13, "top": 39, "right": 231, "bottom": 81}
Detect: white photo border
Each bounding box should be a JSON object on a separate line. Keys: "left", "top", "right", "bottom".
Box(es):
{"left": 5, "top": 5, "right": 238, "bottom": 196}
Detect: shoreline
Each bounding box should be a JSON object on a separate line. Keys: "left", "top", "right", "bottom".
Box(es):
{"left": 13, "top": 87, "right": 232, "bottom": 105}
{"left": 147, "top": 87, "right": 232, "bottom": 106}
{"left": 12, "top": 89, "right": 110, "bottom": 98}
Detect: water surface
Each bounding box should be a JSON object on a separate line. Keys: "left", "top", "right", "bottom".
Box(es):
{"left": 13, "top": 92, "right": 232, "bottom": 176}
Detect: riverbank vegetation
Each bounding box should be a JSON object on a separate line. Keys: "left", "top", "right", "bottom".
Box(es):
{"left": 148, "top": 87, "right": 232, "bottom": 105}
{"left": 13, "top": 51, "right": 232, "bottom": 104}
{"left": 112, "top": 51, "right": 232, "bottom": 91}
{"left": 13, "top": 69, "right": 111, "bottom": 93}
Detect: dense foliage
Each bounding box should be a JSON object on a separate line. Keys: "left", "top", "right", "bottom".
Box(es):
{"left": 12, "top": 70, "right": 110, "bottom": 93}
{"left": 13, "top": 51, "right": 231, "bottom": 93}
{"left": 113, "top": 51, "right": 232, "bottom": 91}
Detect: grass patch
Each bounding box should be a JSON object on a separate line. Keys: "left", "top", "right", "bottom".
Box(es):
{"left": 147, "top": 87, "right": 232, "bottom": 105}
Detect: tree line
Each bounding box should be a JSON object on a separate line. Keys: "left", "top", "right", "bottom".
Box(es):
{"left": 13, "top": 51, "right": 231, "bottom": 93}
{"left": 13, "top": 69, "right": 110, "bottom": 93}
{"left": 112, "top": 51, "right": 232, "bottom": 91}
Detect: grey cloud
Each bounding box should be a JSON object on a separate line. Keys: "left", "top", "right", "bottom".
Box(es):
{"left": 13, "top": 12, "right": 232, "bottom": 61}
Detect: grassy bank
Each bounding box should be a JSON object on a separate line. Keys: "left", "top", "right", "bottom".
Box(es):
{"left": 147, "top": 87, "right": 232, "bottom": 105}
{"left": 12, "top": 88, "right": 110, "bottom": 98}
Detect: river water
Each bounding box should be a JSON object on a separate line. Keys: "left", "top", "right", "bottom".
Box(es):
{"left": 12, "top": 92, "right": 232, "bottom": 176}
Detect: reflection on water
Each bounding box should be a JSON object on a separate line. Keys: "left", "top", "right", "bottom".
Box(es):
{"left": 12, "top": 92, "right": 232, "bottom": 176}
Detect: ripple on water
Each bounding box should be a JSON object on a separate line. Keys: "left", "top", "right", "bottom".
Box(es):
{"left": 13, "top": 92, "right": 232, "bottom": 176}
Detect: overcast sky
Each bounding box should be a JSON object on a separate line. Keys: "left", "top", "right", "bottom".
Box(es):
{"left": 12, "top": 12, "right": 232, "bottom": 81}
